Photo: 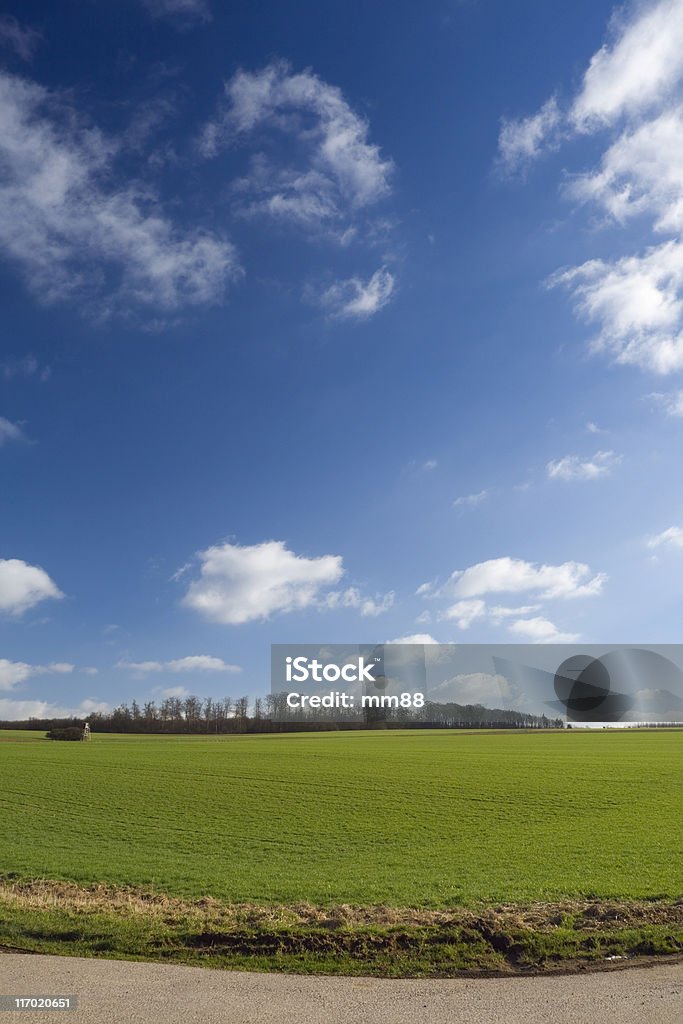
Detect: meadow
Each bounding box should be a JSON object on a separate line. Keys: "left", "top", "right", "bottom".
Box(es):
{"left": 1, "top": 728, "right": 681, "bottom": 974}
{"left": 1, "top": 728, "right": 681, "bottom": 904}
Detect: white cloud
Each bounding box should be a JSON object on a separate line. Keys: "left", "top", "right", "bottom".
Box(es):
{"left": 0, "top": 659, "right": 74, "bottom": 692}
{"left": 117, "top": 655, "right": 241, "bottom": 675}
{"left": 80, "top": 698, "right": 110, "bottom": 714}
{"left": 570, "top": 0, "right": 683, "bottom": 130}
{"left": 119, "top": 660, "right": 163, "bottom": 674}
{"left": 418, "top": 559, "right": 598, "bottom": 645}
{"left": 550, "top": 241, "right": 683, "bottom": 374}
{"left": 440, "top": 598, "right": 486, "bottom": 630}
{"left": 0, "top": 557, "right": 63, "bottom": 616}
{"left": 0, "top": 697, "right": 110, "bottom": 720}
{"left": 166, "top": 655, "right": 241, "bottom": 673}
{"left": 569, "top": 109, "right": 683, "bottom": 231}
{"left": 0, "top": 70, "right": 239, "bottom": 314}
{"left": 448, "top": 556, "right": 606, "bottom": 600}
{"left": 453, "top": 489, "right": 488, "bottom": 508}
{"left": 431, "top": 672, "right": 510, "bottom": 705}
{"left": 0, "top": 16, "right": 41, "bottom": 62}
{"left": 546, "top": 450, "right": 621, "bottom": 481}
{"left": 0, "top": 417, "right": 27, "bottom": 446}
{"left": 507, "top": 616, "right": 581, "bottom": 644}
{"left": 231, "top": 157, "right": 350, "bottom": 230}
{"left": 650, "top": 389, "right": 683, "bottom": 416}
{"left": 158, "top": 685, "right": 190, "bottom": 698}
{"left": 181, "top": 539, "right": 345, "bottom": 624}
{"left": 0, "top": 660, "right": 33, "bottom": 690}
{"left": 500, "top": 1, "right": 683, "bottom": 377}
{"left": 488, "top": 603, "right": 541, "bottom": 621}
{"left": 415, "top": 581, "right": 434, "bottom": 597}
{"left": 142, "top": 0, "right": 210, "bottom": 23}
{"left": 647, "top": 525, "right": 683, "bottom": 549}
{"left": 318, "top": 266, "right": 395, "bottom": 320}
{"left": 324, "top": 586, "right": 395, "bottom": 617}
{"left": 503, "top": 1, "right": 683, "bottom": 151}
{"left": 386, "top": 633, "right": 439, "bottom": 645}
{"left": 498, "top": 98, "right": 560, "bottom": 172}
{"left": 197, "top": 62, "right": 397, "bottom": 320}
{"left": 200, "top": 61, "right": 393, "bottom": 229}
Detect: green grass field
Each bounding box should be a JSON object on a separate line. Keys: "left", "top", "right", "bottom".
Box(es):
{"left": 1, "top": 728, "right": 681, "bottom": 905}
{"left": 1, "top": 728, "right": 681, "bottom": 974}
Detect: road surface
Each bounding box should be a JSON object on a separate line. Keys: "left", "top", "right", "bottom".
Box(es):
{"left": 1, "top": 954, "right": 681, "bottom": 1023}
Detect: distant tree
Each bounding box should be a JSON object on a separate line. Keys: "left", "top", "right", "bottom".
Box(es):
{"left": 183, "top": 695, "right": 202, "bottom": 730}
{"left": 168, "top": 697, "right": 183, "bottom": 723}
{"left": 225, "top": 699, "right": 233, "bottom": 727}
{"left": 233, "top": 696, "right": 249, "bottom": 732}
{"left": 142, "top": 701, "right": 157, "bottom": 728}
{"left": 203, "top": 697, "right": 216, "bottom": 733}
{"left": 234, "top": 696, "right": 249, "bottom": 719}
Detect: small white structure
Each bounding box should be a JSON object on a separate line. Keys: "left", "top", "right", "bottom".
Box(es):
{"left": 82, "top": 721, "right": 91, "bottom": 741}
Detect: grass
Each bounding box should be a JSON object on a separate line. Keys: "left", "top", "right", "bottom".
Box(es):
{"left": 1, "top": 877, "right": 681, "bottom": 976}
{"left": 1, "top": 728, "right": 681, "bottom": 974}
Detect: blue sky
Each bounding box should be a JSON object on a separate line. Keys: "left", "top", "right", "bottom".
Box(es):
{"left": 2, "top": 0, "right": 683, "bottom": 717}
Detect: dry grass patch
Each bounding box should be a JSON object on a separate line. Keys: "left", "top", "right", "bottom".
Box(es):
{"left": 2, "top": 875, "right": 682, "bottom": 932}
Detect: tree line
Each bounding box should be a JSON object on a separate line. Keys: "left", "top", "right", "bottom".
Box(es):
{"left": 1, "top": 693, "right": 564, "bottom": 733}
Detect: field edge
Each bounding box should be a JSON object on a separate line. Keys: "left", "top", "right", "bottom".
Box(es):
{"left": 1, "top": 877, "right": 682, "bottom": 978}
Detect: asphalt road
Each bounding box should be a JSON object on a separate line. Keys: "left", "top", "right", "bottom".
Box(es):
{"left": 1, "top": 954, "right": 681, "bottom": 1024}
